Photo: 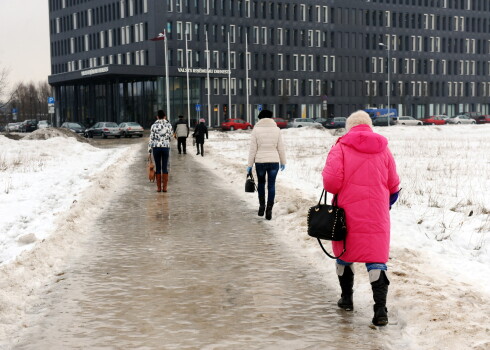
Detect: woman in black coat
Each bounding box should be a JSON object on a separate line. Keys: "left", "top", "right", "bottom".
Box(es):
{"left": 193, "top": 118, "right": 208, "bottom": 156}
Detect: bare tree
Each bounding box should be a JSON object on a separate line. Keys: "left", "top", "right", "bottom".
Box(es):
{"left": 9, "top": 82, "right": 49, "bottom": 121}
{"left": 0, "top": 66, "right": 16, "bottom": 109}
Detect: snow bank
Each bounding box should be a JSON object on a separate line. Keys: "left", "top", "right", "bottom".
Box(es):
{"left": 0, "top": 132, "right": 142, "bottom": 340}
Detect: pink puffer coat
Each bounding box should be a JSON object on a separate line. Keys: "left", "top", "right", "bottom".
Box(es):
{"left": 322, "top": 125, "right": 400, "bottom": 263}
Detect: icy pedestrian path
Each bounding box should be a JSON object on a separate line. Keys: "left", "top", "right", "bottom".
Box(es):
{"left": 14, "top": 145, "right": 384, "bottom": 349}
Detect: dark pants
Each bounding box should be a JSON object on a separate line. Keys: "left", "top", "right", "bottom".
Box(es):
{"left": 196, "top": 142, "right": 204, "bottom": 155}
{"left": 177, "top": 137, "right": 187, "bottom": 154}
{"left": 153, "top": 147, "right": 170, "bottom": 174}
{"left": 255, "top": 163, "right": 279, "bottom": 203}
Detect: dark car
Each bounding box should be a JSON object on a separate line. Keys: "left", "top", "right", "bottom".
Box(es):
{"left": 472, "top": 115, "right": 490, "bottom": 124}
{"left": 19, "top": 119, "right": 38, "bottom": 132}
{"left": 323, "top": 117, "right": 346, "bottom": 129}
{"left": 84, "top": 122, "right": 121, "bottom": 138}
{"left": 61, "top": 122, "right": 86, "bottom": 134}
{"left": 372, "top": 116, "right": 396, "bottom": 126}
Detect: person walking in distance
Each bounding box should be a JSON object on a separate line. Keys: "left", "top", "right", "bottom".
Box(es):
{"left": 247, "top": 109, "right": 286, "bottom": 220}
{"left": 193, "top": 118, "right": 208, "bottom": 156}
{"left": 173, "top": 115, "right": 189, "bottom": 154}
{"left": 148, "top": 110, "right": 173, "bottom": 192}
{"left": 322, "top": 110, "right": 400, "bottom": 326}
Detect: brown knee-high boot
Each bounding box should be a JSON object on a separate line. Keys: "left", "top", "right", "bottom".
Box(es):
{"left": 162, "top": 173, "right": 169, "bottom": 192}
{"left": 156, "top": 174, "right": 162, "bottom": 192}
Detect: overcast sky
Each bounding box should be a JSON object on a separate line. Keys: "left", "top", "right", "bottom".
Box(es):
{"left": 0, "top": 0, "right": 50, "bottom": 85}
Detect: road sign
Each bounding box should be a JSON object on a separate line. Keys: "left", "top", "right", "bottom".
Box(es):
{"left": 47, "top": 97, "right": 55, "bottom": 105}
{"left": 195, "top": 104, "right": 201, "bottom": 112}
{"left": 257, "top": 104, "right": 263, "bottom": 111}
{"left": 49, "top": 106, "right": 55, "bottom": 114}
{"left": 12, "top": 108, "right": 17, "bottom": 114}
{"left": 322, "top": 101, "right": 328, "bottom": 111}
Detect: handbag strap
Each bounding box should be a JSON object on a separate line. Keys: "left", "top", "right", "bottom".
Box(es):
{"left": 318, "top": 189, "right": 339, "bottom": 206}
{"left": 317, "top": 238, "right": 346, "bottom": 259}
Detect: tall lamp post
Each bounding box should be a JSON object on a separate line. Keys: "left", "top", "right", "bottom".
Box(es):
{"left": 379, "top": 42, "right": 391, "bottom": 126}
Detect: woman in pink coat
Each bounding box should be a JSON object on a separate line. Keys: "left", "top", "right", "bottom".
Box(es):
{"left": 322, "top": 110, "right": 400, "bottom": 326}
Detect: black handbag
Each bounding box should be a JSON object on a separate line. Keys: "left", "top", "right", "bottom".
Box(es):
{"left": 307, "top": 190, "right": 347, "bottom": 259}
{"left": 245, "top": 173, "right": 257, "bottom": 193}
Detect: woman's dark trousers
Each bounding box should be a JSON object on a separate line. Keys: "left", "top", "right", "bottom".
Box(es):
{"left": 255, "top": 163, "right": 279, "bottom": 219}
{"left": 153, "top": 147, "right": 170, "bottom": 174}
{"left": 196, "top": 142, "right": 204, "bottom": 156}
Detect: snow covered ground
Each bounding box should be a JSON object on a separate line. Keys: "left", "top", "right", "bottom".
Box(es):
{"left": 193, "top": 124, "right": 490, "bottom": 350}
{"left": 0, "top": 129, "right": 141, "bottom": 342}
{"left": 0, "top": 124, "right": 489, "bottom": 349}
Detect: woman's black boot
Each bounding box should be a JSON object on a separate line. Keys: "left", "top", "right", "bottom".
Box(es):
{"left": 258, "top": 196, "right": 266, "bottom": 216}
{"left": 265, "top": 202, "right": 274, "bottom": 220}
{"left": 370, "top": 270, "right": 390, "bottom": 326}
{"left": 336, "top": 263, "right": 354, "bottom": 311}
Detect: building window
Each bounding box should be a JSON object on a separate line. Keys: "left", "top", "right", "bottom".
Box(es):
{"left": 213, "top": 50, "right": 219, "bottom": 68}
{"left": 177, "top": 49, "right": 183, "bottom": 67}
{"left": 177, "top": 21, "right": 183, "bottom": 40}
{"left": 261, "top": 27, "right": 267, "bottom": 45}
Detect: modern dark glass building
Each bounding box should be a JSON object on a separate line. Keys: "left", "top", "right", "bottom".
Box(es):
{"left": 48, "top": 0, "right": 490, "bottom": 127}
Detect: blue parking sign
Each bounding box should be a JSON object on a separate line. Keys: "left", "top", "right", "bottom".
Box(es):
{"left": 47, "top": 97, "right": 55, "bottom": 104}
{"left": 195, "top": 104, "right": 201, "bottom": 112}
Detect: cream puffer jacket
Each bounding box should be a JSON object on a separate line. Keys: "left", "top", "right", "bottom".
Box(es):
{"left": 247, "top": 118, "right": 286, "bottom": 166}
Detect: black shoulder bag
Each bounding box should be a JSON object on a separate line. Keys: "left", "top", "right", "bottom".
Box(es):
{"left": 307, "top": 190, "right": 347, "bottom": 259}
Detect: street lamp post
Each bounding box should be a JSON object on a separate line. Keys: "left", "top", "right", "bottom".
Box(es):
{"left": 379, "top": 42, "right": 390, "bottom": 126}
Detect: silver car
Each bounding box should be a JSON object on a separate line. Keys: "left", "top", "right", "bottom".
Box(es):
{"left": 287, "top": 118, "right": 322, "bottom": 128}
{"left": 447, "top": 115, "right": 476, "bottom": 124}
{"left": 37, "top": 120, "right": 51, "bottom": 129}
{"left": 119, "top": 122, "right": 144, "bottom": 138}
{"left": 395, "top": 116, "right": 423, "bottom": 126}
{"left": 6, "top": 122, "right": 21, "bottom": 132}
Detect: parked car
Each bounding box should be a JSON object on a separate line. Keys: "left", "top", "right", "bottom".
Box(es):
{"left": 19, "top": 119, "right": 38, "bottom": 132}
{"left": 447, "top": 115, "right": 476, "bottom": 124}
{"left": 395, "top": 116, "right": 423, "bottom": 126}
{"left": 61, "top": 122, "right": 86, "bottom": 134}
{"left": 272, "top": 117, "right": 288, "bottom": 129}
{"left": 314, "top": 118, "right": 328, "bottom": 125}
{"left": 372, "top": 116, "right": 397, "bottom": 126}
{"left": 37, "top": 120, "right": 51, "bottom": 129}
{"left": 220, "top": 118, "right": 253, "bottom": 131}
{"left": 464, "top": 112, "right": 483, "bottom": 120}
{"left": 6, "top": 122, "right": 21, "bottom": 132}
{"left": 420, "top": 116, "right": 447, "bottom": 125}
{"left": 84, "top": 122, "right": 121, "bottom": 138}
{"left": 287, "top": 118, "right": 321, "bottom": 128}
{"left": 323, "top": 117, "right": 346, "bottom": 129}
{"left": 471, "top": 115, "right": 490, "bottom": 124}
{"left": 119, "top": 122, "right": 144, "bottom": 137}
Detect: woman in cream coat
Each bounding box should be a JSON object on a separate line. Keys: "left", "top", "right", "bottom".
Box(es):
{"left": 247, "top": 110, "right": 286, "bottom": 220}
